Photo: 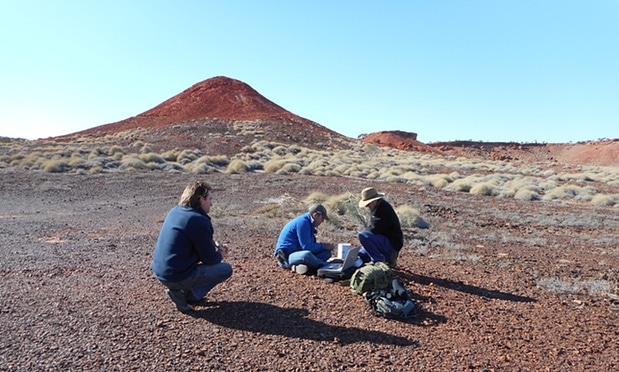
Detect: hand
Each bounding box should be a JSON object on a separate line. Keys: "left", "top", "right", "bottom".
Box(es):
{"left": 215, "top": 241, "right": 229, "bottom": 258}
{"left": 323, "top": 243, "right": 335, "bottom": 251}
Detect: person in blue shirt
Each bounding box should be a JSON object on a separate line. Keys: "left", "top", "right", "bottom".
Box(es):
{"left": 274, "top": 204, "right": 335, "bottom": 274}
{"left": 152, "top": 181, "right": 233, "bottom": 313}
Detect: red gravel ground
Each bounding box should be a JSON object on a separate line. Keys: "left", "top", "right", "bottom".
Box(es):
{"left": 1, "top": 170, "right": 617, "bottom": 370}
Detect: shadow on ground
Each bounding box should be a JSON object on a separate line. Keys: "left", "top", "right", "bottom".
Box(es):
{"left": 397, "top": 268, "right": 536, "bottom": 303}
{"left": 189, "top": 301, "right": 419, "bottom": 346}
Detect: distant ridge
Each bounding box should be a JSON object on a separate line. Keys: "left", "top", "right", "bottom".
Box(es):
{"left": 50, "top": 76, "right": 618, "bottom": 167}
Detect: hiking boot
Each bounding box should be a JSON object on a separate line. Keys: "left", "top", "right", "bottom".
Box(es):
{"left": 186, "top": 292, "right": 207, "bottom": 306}
{"left": 291, "top": 264, "right": 309, "bottom": 275}
{"left": 276, "top": 249, "right": 288, "bottom": 263}
{"left": 166, "top": 290, "right": 193, "bottom": 313}
{"left": 388, "top": 252, "right": 399, "bottom": 267}
{"left": 187, "top": 298, "right": 211, "bottom": 306}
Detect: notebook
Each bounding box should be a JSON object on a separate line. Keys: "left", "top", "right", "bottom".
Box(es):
{"left": 319, "top": 245, "right": 361, "bottom": 274}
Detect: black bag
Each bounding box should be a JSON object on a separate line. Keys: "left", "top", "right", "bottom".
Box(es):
{"left": 317, "top": 262, "right": 358, "bottom": 282}
{"left": 363, "top": 279, "right": 417, "bottom": 319}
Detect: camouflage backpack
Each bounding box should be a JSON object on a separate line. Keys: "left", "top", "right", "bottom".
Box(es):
{"left": 363, "top": 279, "right": 417, "bottom": 319}
{"left": 350, "top": 262, "right": 393, "bottom": 295}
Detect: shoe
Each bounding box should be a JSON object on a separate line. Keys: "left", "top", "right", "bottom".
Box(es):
{"left": 388, "top": 252, "right": 399, "bottom": 267}
{"left": 166, "top": 290, "right": 193, "bottom": 313}
{"left": 276, "top": 249, "right": 288, "bottom": 263}
{"left": 291, "top": 264, "right": 309, "bottom": 275}
{"left": 187, "top": 297, "right": 210, "bottom": 306}
{"left": 186, "top": 295, "right": 211, "bottom": 306}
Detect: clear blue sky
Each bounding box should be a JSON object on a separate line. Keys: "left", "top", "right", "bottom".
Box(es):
{"left": 1, "top": 1, "right": 617, "bottom": 143}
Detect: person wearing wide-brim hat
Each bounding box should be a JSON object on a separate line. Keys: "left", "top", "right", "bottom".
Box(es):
{"left": 357, "top": 187, "right": 403, "bottom": 266}
{"left": 273, "top": 203, "right": 336, "bottom": 275}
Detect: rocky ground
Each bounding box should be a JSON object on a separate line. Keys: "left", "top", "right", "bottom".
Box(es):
{"left": 1, "top": 168, "right": 618, "bottom": 371}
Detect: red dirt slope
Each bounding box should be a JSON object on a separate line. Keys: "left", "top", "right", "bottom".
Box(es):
{"left": 360, "top": 130, "right": 445, "bottom": 155}
{"left": 60, "top": 76, "right": 352, "bottom": 154}
{"left": 70, "top": 76, "right": 345, "bottom": 139}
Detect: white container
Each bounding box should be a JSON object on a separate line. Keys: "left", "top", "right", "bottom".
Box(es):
{"left": 337, "top": 243, "right": 351, "bottom": 259}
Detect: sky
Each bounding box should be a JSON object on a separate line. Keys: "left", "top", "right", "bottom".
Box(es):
{"left": 1, "top": 1, "right": 618, "bottom": 143}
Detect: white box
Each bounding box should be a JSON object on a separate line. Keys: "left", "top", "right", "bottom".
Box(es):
{"left": 337, "top": 243, "right": 351, "bottom": 259}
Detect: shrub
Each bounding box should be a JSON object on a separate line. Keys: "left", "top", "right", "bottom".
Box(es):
{"left": 161, "top": 150, "right": 179, "bottom": 162}
{"left": 160, "top": 162, "right": 184, "bottom": 172}
{"left": 255, "top": 193, "right": 300, "bottom": 218}
{"left": 303, "top": 192, "right": 330, "bottom": 205}
{"left": 514, "top": 188, "right": 541, "bottom": 201}
{"left": 446, "top": 178, "right": 473, "bottom": 192}
{"left": 426, "top": 174, "right": 451, "bottom": 188}
{"left": 244, "top": 160, "right": 264, "bottom": 171}
{"left": 88, "top": 147, "right": 105, "bottom": 159}
{"left": 68, "top": 155, "right": 86, "bottom": 166}
{"left": 19, "top": 153, "right": 43, "bottom": 168}
{"left": 543, "top": 184, "right": 592, "bottom": 202}
{"left": 43, "top": 159, "right": 69, "bottom": 173}
{"left": 108, "top": 145, "right": 125, "bottom": 156}
{"left": 396, "top": 204, "right": 430, "bottom": 228}
{"left": 272, "top": 145, "right": 288, "bottom": 156}
{"left": 120, "top": 155, "right": 148, "bottom": 170}
{"left": 140, "top": 145, "right": 153, "bottom": 154}
{"left": 89, "top": 166, "right": 104, "bottom": 174}
{"left": 282, "top": 163, "right": 302, "bottom": 173}
{"left": 177, "top": 149, "right": 202, "bottom": 163}
{"left": 206, "top": 155, "right": 230, "bottom": 167}
{"left": 470, "top": 182, "right": 497, "bottom": 197}
{"left": 226, "top": 159, "right": 249, "bottom": 174}
{"left": 0, "top": 154, "right": 9, "bottom": 166}
{"left": 139, "top": 153, "right": 165, "bottom": 164}
{"left": 184, "top": 162, "right": 215, "bottom": 174}
{"left": 590, "top": 194, "right": 617, "bottom": 207}
{"left": 264, "top": 159, "right": 287, "bottom": 173}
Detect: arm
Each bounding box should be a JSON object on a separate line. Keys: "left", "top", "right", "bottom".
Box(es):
{"left": 188, "top": 215, "right": 223, "bottom": 265}
{"left": 296, "top": 217, "right": 325, "bottom": 254}
{"left": 371, "top": 202, "right": 397, "bottom": 235}
{"left": 371, "top": 201, "right": 404, "bottom": 250}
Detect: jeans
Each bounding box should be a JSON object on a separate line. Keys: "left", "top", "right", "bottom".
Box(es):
{"left": 159, "top": 262, "right": 233, "bottom": 301}
{"left": 277, "top": 249, "right": 330, "bottom": 270}
{"left": 358, "top": 230, "right": 397, "bottom": 263}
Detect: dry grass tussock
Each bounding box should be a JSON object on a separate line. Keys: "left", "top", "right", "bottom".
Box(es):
{"left": 1, "top": 138, "right": 618, "bottom": 207}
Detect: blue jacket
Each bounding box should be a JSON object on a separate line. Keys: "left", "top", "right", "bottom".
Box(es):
{"left": 152, "top": 205, "right": 222, "bottom": 282}
{"left": 274, "top": 212, "right": 325, "bottom": 256}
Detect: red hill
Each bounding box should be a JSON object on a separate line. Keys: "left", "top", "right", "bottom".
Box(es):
{"left": 65, "top": 76, "right": 352, "bottom": 155}
{"left": 86, "top": 76, "right": 317, "bottom": 132}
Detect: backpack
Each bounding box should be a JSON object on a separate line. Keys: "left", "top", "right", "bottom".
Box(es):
{"left": 363, "top": 279, "right": 417, "bottom": 319}
{"left": 350, "top": 262, "right": 393, "bottom": 295}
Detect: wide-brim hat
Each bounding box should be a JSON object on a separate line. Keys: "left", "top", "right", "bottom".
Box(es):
{"left": 359, "top": 187, "right": 385, "bottom": 207}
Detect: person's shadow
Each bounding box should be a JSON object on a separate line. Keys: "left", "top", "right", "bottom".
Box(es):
{"left": 396, "top": 267, "right": 536, "bottom": 303}
{"left": 189, "top": 301, "right": 418, "bottom": 346}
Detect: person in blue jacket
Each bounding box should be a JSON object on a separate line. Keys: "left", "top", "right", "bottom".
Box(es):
{"left": 274, "top": 204, "right": 335, "bottom": 274}
{"left": 152, "top": 181, "right": 232, "bottom": 313}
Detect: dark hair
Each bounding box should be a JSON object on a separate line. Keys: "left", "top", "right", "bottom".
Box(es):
{"left": 178, "top": 181, "right": 212, "bottom": 209}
